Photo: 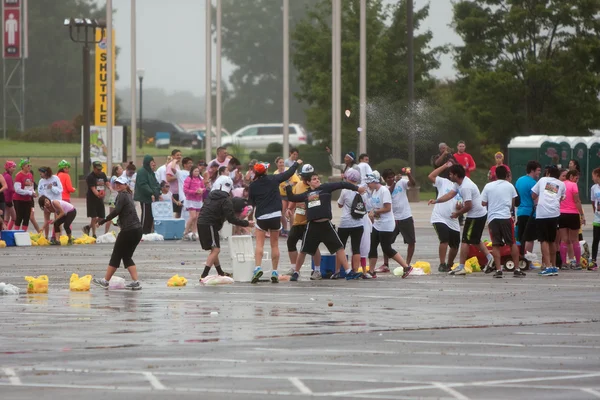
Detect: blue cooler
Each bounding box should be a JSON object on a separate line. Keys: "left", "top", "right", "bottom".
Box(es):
{"left": 1, "top": 230, "right": 20, "bottom": 247}
{"left": 152, "top": 201, "right": 185, "bottom": 240}
{"left": 312, "top": 253, "right": 347, "bottom": 278}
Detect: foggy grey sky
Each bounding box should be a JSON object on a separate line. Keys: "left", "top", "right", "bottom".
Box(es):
{"left": 110, "top": 0, "right": 462, "bottom": 95}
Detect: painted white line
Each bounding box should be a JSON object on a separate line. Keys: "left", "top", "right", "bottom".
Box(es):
{"left": 472, "top": 372, "right": 600, "bottom": 386}
{"left": 0, "top": 382, "right": 150, "bottom": 391}
{"left": 514, "top": 331, "right": 600, "bottom": 337}
{"left": 385, "top": 339, "right": 600, "bottom": 350}
{"left": 317, "top": 384, "right": 439, "bottom": 397}
{"left": 138, "top": 357, "right": 247, "bottom": 363}
{"left": 142, "top": 372, "right": 167, "bottom": 390}
{"left": 288, "top": 377, "right": 312, "bottom": 394}
{"left": 432, "top": 382, "right": 470, "bottom": 400}
{"left": 581, "top": 388, "right": 600, "bottom": 398}
{"left": 415, "top": 351, "right": 587, "bottom": 361}
{"left": 2, "top": 368, "right": 22, "bottom": 385}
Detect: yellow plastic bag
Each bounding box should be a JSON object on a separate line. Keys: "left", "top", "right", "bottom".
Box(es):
{"left": 413, "top": 261, "right": 431, "bottom": 275}
{"left": 59, "top": 235, "right": 69, "bottom": 246}
{"left": 167, "top": 274, "right": 188, "bottom": 287}
{"left": 24, "top": 275, "right": 49, "bottom": 293}
{"left": 30, "top": 240, "right": 38, "bottom": 246}
{"left": 29, "top": 233, "right": 41, "bottom": 242}
{"left": 37, "top": 236, "right": 50, "bottom": 246}
{"left": 69, "top": 274, "right": 92, "bottom": 291}
{"left": 74, "top": 235, "right": 97, "bottom": 245}
{"left": 466, "top": 256, "right": 481, "bottom": 272}
{"left": 0, "top": 240, "right": 6, "bottom": 248}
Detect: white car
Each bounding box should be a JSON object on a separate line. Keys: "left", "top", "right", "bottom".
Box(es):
{"left": 223, "top": 123, "right": 311, "bottom": 151}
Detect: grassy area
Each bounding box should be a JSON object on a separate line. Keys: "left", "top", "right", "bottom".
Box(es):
{"left": 0, "top": 140, "right": 176, "bottom": 158}
{"left": 419, "top": 191, "right": 435, "bottom": 202}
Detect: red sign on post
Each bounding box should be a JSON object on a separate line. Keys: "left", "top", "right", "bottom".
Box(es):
{"left": 3, "top": 0, "right": 20, "bottom": 59}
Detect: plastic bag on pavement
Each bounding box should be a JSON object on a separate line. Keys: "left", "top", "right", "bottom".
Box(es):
{"left": 524, "top": 251, "right": 538, "bottom": 262}
{"left": 413, "top": 261, "right": 431, "bottom": 274}
{"left": 167, "top": 274, "right": 188, "bottom": 287}
{"left": 142, "top": 233, "right": 164, "bottom": 241}
{"left": 24, "top": 275, "right": 49, "bottom": 293}
{"left": 96, "top": 232, "right": 116, "bottom": 244}
{"left": 70, "top": 274, "right": 92, "bottom": 291}
{"left": 200, "top": 275, "right": 234, "bottom": 285}
{"left": 59, "top": 235, "right": 69, "bottom": 246}
{"left": 36, "top": 236, "right": 50, "bottom": 246}
{"left": 0, "top": 240, "right": 7, "bottom": 248}
{"left": 465, "top": 256, "right": 480, "bottom": 272}
{"left": 0, "top": 282, "right": 20, "bottom": 295}
{"left": 393, "top": 266, "right": 404, "bottom": 276}
{"left": 74, "top": 234, "right": 97, "bottom": 245}
{"left": 109, "top": 276, "right": 126, "bottom": 289}
{"left": 411, "top": 268, "right": 426, "bottom": 276}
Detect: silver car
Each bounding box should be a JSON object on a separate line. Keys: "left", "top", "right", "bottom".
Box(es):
{"left": 223, "top": 123, "right": 311, "bottom": 151}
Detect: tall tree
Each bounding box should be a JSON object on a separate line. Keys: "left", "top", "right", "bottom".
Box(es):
{"left": 452, "top": 0, "right": 600, "bottom": 144}
{"left": 292, "top": 0, "right": 441, "bottom": 161}
{"left": 219, "top": 0, "right": 319, "bottom": 132}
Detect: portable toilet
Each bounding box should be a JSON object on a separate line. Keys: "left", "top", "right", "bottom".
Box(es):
{"left": 570, "top": 137, "right": 589, "bottom": 202}
{"left": 588, "top": 136, "right": 600, "bottom": 199}
{"left": 538, "top": 136, "right": 570, "bottom": 168}
{"left": 507, "top": 135, "right": 548, "bottom": 175}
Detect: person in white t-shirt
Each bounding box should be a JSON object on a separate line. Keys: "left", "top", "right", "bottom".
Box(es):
{"left": 356, "top": 153, "right": 373, "bottom": 187}
{"left": 589, "top": 167, "right": 600, "bottom": 271}
{"left": 155, "top": 156, "right": 172, "bottom": 185}
{"left": 166, "top": 149, "right": 183, "bottom": 218}
{"left": 365, "top": 173, "right": 412, "bottom": 279}
{"left": 336, "top": 168, "right": 366, "bottom": 273}
{"left": 481, "top": 165, "right": 523, "bottom": 278}
{"left": 430, "top": 163, "right": 493, "bottom": 276}
{"left": 376, "top": 168, "right": 417, "bottom": 273}
{"left": 177, "top": 157, "right": 193, "bottom": 228}
{"left": 37, "top": 166, "right": 64, "bottom": 240}
{"left": 428, "top": 162, "right": 460, "bottom": 273}
{"left": 531, "top": 165, "right": 566, "bottom": 274}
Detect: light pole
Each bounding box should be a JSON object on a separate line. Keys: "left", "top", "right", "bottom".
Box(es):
{"left": 359, "top": 0, "right": 367, "bottom": 155}
{"left": 106, "top": 0, "right": 113, "bottom": 174}
{"left": 64, "top": 18, "right": 106, "bottom": 178}
{"left": 205, "top": 0, "right": 212, "bottom": 161}
{"left": 407, "top": 0, "right": 415, "bottom": 170}
{"left": 137, "top": 68, "right": 145, "bottom": 150}
{"left": 331, "top": 0, "right": 341, "bottom": 176}
{"left": 216, "top": 0, "right": 222, "bottom": 147}
{"left": 283, "top": 0, "right": 289, "bottom": 159}
{"left": 130, "top": 0, "right": 137, "bottom": 164}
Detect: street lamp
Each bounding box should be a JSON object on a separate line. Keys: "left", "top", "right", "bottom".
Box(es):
{"left": 137, "top": 68, "right": 145, "bottom": 149}
{"left": 63, "top": 17, "right": 106, "bottom": 178}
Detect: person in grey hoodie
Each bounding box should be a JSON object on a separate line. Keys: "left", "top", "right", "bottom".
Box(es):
{"left": 93, "top": 175, "right": 144, "bottom": 291}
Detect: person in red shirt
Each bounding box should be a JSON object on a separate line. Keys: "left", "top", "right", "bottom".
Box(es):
{"left": 488, "top": 152, "right": 511, "bottom": 182}
{"left": 453, "top": 141, "right": 476, "bottom": 178}
{"left": 12, "top": 159, "right": 36, "bottom": 231}
{"left": 57, "top": 160, "right": 76, "bottom": 202}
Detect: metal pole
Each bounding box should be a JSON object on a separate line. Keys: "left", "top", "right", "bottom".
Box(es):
{"left": 139, "top": 76, "right": 143, "bottom": 150}
{"left": 331, "top": 0, "right": 336, "bottom": 176}
{"left": 216, "top": 0, "right": 222, "bottom": 147}
{"left": 130, "top": 0, "right": 137, "bottom": 164}
{"left": 20, "top": 0, "right": 26, "bottom": 132}
{"left": 205, "top": 0, "right": 212, "bottom": 160}
{"left": 407, "top": 0, "right": 415, "bottom": 170}
{"left": 359, "top": 0, "right": 367, "bottom": 155}
{"left": 83, "top": 43, "right": 91, "bottom": 177}
{"left": 333, "top": 0, "right": 342, "bottom": 170}
{"left": 283, "top": 0, "right": 289, "bottom": 159}
{"left": 106, "top": 0, "right": 113, "bottom": 174}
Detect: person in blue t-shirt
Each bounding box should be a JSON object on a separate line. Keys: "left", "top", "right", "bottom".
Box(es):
{"left": 515, "top": 161, "right": 542, "bottom": 258}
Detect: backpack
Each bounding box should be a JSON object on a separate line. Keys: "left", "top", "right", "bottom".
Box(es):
{"left": 350, "top": 193, "right": 367, "bottom": 219}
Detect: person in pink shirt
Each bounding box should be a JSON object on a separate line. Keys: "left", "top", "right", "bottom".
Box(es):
{"left": 38, "top": 195, "right": 77, "bottom": 245}
{"left": 488, "top": 152, "right": 511, "bottom": 182}
{"left": 183, "top": 165, "right": 206, "bottom": 241}
{"left": 558, "top": 169, "right": 585, "bottom": 269}
{"left": 12, "top": 159, "right": 36, "bottom": 231}
{"left": 453, "top": 141, "right": 476, "bottom": 178}
{"left": 2, "top": 161, "right": 16, "bottom": 229}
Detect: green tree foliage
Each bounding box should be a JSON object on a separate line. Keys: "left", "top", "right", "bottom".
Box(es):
{"left": 292, "top": 0, "right": 442, "bottom": 162}
{"left": 452, "top": 0, "right": 600, "bottom": 144}
{"left": 219, "top": 0, "right": 319, "bottom": 132}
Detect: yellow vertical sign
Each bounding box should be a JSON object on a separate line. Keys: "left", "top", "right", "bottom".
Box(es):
{"left": 94, "top": 29, "right": 116, "bottom": 126}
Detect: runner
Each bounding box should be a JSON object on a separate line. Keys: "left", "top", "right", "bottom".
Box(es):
{"left": 285, "top": 164, "right": 322, "bottom": 278}
{"left": 379, "top": 168, "right": 417, "bottom": 271}
{"left": 429, "top": 163, "right": 494, "bottom": 276}
{"left": 13, "top": 159, "right": 36, "bottom": 231}
{"left": 121, "top": 162, "right": 137, "bottom": 193}
{"left": 285, "top": 172, "right": 366, "bottom": 281}
{"left": 532, "top": 165, "right": 566, "bottom": 276}
{"left": 274, "top": 156, "right": 300, "bottom": 238}
{"left": 0, "top": 169, "right": 6, "bottom": 229}
{"left": 481, "top": 166, "right": 524, "bottom": 278}
{"left": 2, "top": 161, "right": 16, "bottom": 230}
{"left": 488, "top": 152, "right": 511, "bottom": 182}
{"left": 93, "top": 175, "right": 144, "bottom": 290}
{"left": 83, "top": 161, "right": 107, "bottom": 238}
{"left": 558, "top": 169, "right": 585, "bottom": 269}
{"left": 177, "top": 157, "right": 193, "bottom": 237}
{"left": 515, "top": 161, "right": 541, "bottom": 262}
{"left": 166, "top": 149, "right": 183, "bottom": 218}
{"left": 37, "top": 167, "right": 63, "bottom": 240}
{"left": 589, "top": 167, "right": 600, "bottom": 271}
{"left": 155, "top": 155, "right": 172, "bottom": 185}
{"left": 134, "top": 155, "right": 161, "bottom": 235}
{"left": 284, "top": 148, "right": 299, "bottom": 168}
{"left": 197, "top": 176, "right": 254, "bottom": 279}
{"left": 428, "top": 162, "right": 460, "bottom": 272}
{"left": 38, "top": 195, "right": 77, "bottom": 246}
{"left": 183, "top": 165, "right": 206, "bottom": 241}
{"left": 248, "top": 160, "right": 300, "bottom": 283}
{"left": 336, "top": 168, "right": 365, "bottom": 275}
{"left": 57, "top": 160, "right": 76, "bottom": 202}
{"left": 326, "top": 147, "right": 357, "bottom": 178}
{"left": 106, "top": 164, "right": 124, "bottom": 234}
{"left": 356, "top": 153, "right": 373, "bottom": 186}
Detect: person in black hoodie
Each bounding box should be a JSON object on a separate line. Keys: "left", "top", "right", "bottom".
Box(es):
{"left": 248, "top": 160, "right": 300, "bottom": 284}
{"left": 197, "top": 176, "right": 254, "bottom": 280}
{"left": 92, "top": 176, "right": 144, "bottom": 290}
{"left": 285, "top": 173, "right": 366, "bottom": 281}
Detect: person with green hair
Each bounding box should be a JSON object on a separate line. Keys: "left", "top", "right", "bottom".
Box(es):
{"left": 134, "top": 155, "right": 161, "bottom": 234}
{"left": 57, "top": 160, "right": 76, "bottom": 202}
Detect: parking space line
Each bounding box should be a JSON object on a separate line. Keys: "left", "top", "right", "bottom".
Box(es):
{"left": 288, "top": 377, "right": 312, "bottom": 394}
{"left": 471, "top": 372, "right": 600, "bottom": 386}
{"left": 432, "top": 382, "right": 470, "bottom": 400}
{"left": 2, "top": 368, "right": 22, "bottom": 385}
{"left": 0, "top": 382, "right": 150, "bottom": 391}
{"left": 581, "top": 388, "right": 600, "bottom": 398}
{"left": 385, "top": 339, "right": 600, "bottom": 350}
{"left": 514, "top": 332, "right": 600, "bottom": 337}
{"left": 142, "top": 372, "right": 167, "bottom": 390}
{"left": 415, "top": 351, "right": 588, "bottom": 360}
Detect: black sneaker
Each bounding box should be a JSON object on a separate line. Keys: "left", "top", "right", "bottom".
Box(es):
{"left": 125, "top": 281, "right": 142, "bottom": 291}
{"left": 513, "top": 270, "right": 526, "bottom": 278}
{"left": 49, "top": 238, "right": 61, "bottom": 246}
{"left": 493, "top": 270, "right": 503, "bottom": 278}
{"left": 483, "top": 260, "right": 496, "bottom": 274}
{"left": 330, "top": 272, "right": 340, "bottom": 280}
{"left": 438, "top": 263, "right": 447, "bottom": 272}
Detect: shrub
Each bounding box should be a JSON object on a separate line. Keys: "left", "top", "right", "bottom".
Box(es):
{"left": 374, "top": 158, "right": 409, "bottom": 174}
{"left": 266, "top": 142, "right": 283, "bottom": 153}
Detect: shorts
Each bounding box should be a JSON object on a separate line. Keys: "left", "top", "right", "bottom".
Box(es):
{"left": 393, "top": 217, "right": 416, "bottom": 244}
{"left": 489, "top": 218, "right": 514, "bottom": 247}
{"left": 173, "top": 194, "right": 182, "bottom": 214}
{"left": 337, "top": 226, "right": 364, "bottom": 255}
{"left": 86, "top": 198, "right": 106, "bottom": 218}
{"left": 0, "top": 202, "right": 5, "bottom": 215}
{"left": 287, "top": 224, "right": 307, "bottom": 252}
{"left": 301, "top": 220, "right": 344, "bottom": 256}
{"left": 516, "top": 215, "right": 536, "bottom": 242}
{"left": 433, "top": 222, "right": 460, "bottom": 249}
{"left": 256, "top": 217, "right": 281, "bottom": 232}
{"left": 462, "top": 215, "right": 487, "bottom": 245}
{"left": 281, "top": 195, "right": 288, "bottom": 201}
{"left": 559, "top": 213, "right": 580, "bottom": 230}
{"left": 198, "top": 224, "right": 220, "bottom": 250}
{"left": 536, "top": 217, "right": 559, "bottom": 243}
{"left": 368, "top": 228, "right": 397, "bottom": 259}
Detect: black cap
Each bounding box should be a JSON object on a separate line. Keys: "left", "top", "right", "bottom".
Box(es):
{"left": 92, "top": 161, "right": 102, "bottom": 168}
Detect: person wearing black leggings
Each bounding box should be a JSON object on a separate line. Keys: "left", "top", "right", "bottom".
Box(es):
{"left": 38, "top": 195, "right": 77, "bottom": 245}
{"left": 93, "top": 176, "right": 144, "bottom": 290}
